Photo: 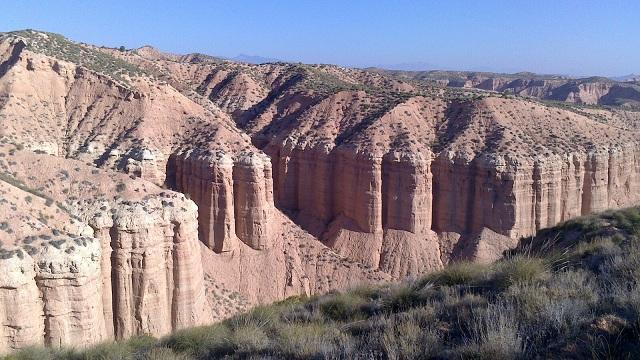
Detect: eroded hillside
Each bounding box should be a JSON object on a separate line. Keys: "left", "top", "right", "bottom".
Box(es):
{"left": 1, "top": 29, "right": 640, "bottom": 353}
{"left": 122, "top": 43, "right": 640, "bottom": 277}
{"left": 372, "top": 69, "right": 640, "bottom": 108}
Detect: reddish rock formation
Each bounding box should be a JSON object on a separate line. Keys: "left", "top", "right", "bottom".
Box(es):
{"left": 2, "top": 29, "right": 640, "bottom": 354}
{"left": 169, "top": 149, "right": 274, "bottom": 252}
{"left": 0, "top": 149, "right": 209, "bottom": 352}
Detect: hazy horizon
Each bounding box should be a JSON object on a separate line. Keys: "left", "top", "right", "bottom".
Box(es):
{"left": 2, "top": 0, "right": 638, "bottom": 77}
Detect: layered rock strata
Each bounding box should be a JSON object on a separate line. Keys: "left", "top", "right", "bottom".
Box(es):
{"left": 168, "top": 149, "right": 273, "bottom": 252}
{"left": 261, "top": 140, "right": 640, "bottom": 277}
{"left": 262, "top": 142, "right": 444, "bottom": 275}
{"left": 0, "top": 149, "right": 208, "bottom": 353}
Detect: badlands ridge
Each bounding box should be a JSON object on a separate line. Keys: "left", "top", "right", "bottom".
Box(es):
{"left": 0, "top": 30, "right": 639, "bottom": 352}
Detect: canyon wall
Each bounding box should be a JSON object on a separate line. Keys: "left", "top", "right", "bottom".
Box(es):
{"left": 259, "top": 140, "right": 640, "bottom": 277}
{"left": 89, "top": 197, "right": 208, "bottom": 340}
{"left": 2, "top": 30, "right": 640, "bottom": 354}
{"left": 0, "top": 238, "right": 106, "bottom": 351}
{"left": 168, "top": 149, "right": 273, "bottom": 252}
{"left": 0, "top": 162, "right": 208, "bottom": 353}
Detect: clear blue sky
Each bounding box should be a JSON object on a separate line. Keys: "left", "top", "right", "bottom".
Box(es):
{"left": 2, "top": 0, "right": 638, "bottom": 76}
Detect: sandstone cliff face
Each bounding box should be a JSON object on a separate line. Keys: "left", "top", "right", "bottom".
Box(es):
{"left": 260, "top": 138, "right": 640, "bottom": 278}
{"left": 0, "top": 149, "right": 209, "bottom": 353}
{"left": 261, "top": 138, "right": 443, "bottom": 276}
{"left": 0, "top": 238, "right": 106, "bottom": 351}
{"left": 168, "top": 149, "right": 273, "bottom": 252}
{"left": 431, "top": 145, "right": 640, "bottom": 239}
{"left": 548, "top": 82, "right": 615, "bottom": 105}
{"left": 91, "top": 198, "right": 207, "bottom": 339}
{"left": 244, "top": 94, "right": 640, "bottom": 278}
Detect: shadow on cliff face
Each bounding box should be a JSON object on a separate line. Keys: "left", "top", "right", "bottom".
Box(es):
{"left": 431, "top": 100, "right": 475, "bottom": 153}
{"left": 233, "top": 72, "right": 306, "bottom": 130}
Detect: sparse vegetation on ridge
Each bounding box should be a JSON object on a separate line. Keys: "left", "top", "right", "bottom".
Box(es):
{"left": 6, "top": 206, "right": 640, "bottom": 359}
{"left": 3, "top": 29, "right": 149, "bottom": 87}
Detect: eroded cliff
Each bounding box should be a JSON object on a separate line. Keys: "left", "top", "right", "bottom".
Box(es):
{"left": 0, "top": 147, "right": 210, "bottom": 352}
{"left": 2, "top": 29, "right": 640, "bottom": 353}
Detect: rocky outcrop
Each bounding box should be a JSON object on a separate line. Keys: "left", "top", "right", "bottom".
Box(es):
{"left": 0, "top": 150, "right": 209, "bottom": 353}
{"left": 261, "top": 141, "right": 443, "bottom": 274}
{"left": 261, "top": 139, "right": 640, "bottom": 278}
{"left": 0, "top": 254, "right": 44, "bottom": 352}
{"left": 433, "top": 145, "right": 640, "bottom": 238}
{"left": 89, "top": 198, "right": 208, "bottom": 339}
{"left": 232, "top": 152, "right": 273, "bottom": 250}
{"left": 168, "top": 149, "right": 273, "bottom": 252}
{"left": 0, "top": 196, "right": 208, "bottom": 353}
{"left": 121, "top": 148, "right": 167, "bottom": 185}
{"left": 0, "top": 237, "right": 106, "bottom": 351}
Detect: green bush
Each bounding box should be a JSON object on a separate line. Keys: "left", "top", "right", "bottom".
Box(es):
{"left": 492, "top": 256, "right": 549, "bottom": 290}
{"left": 318, "top": 293, "right": 368, "bottom": 321}
{"left": 4, "top": 346, "right": 56, "bottom": 360}
{"left": 230, "top": 324, "right": 271, "bottom": 353}
{"left": 457, "top": 302, "right": 523, "bottom": 360}
{"left": 160, "top": 324, "right": 233, "bottom": 358}
{"left": 276, "top": 323, "right": 349, "bottom": 358}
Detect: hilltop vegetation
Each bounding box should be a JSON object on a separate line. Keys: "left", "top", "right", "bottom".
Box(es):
{"left": 5, "top": 206, "right": 640, "bottom": 359}
{"left": 371, "top": 68, "right": 640, "bottom": 109}
{"left": 3, "top": 30, "right": 149, "bottom": 87}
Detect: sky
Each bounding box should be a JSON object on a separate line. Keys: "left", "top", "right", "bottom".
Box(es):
{"left": 1, "top": 0, "right": 638, "bottom": 76}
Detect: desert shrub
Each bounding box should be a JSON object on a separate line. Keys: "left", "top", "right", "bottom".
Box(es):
{"left": 420, "top": 261, "right": 489, "bottom": 287}
{"left": 401, "top": 305, "right": 438, "bottom": 328}
{"left": 280, "top": 303, "right": 324, "bottom": 324}
{"left": 227, "top": 305, "right": 278, "bottom": 331}
{"left": 571, "top": 236, "right": 621, "bottom": 271}
{"left": 381, "top": 284, "right": 427, "bottom": 312}
{"left": 276, "top": 323, "right": 350, "bottom": 358}
{"left": 491, "top": 256, "right": 549, "bottom": 290}
{"left": 160, "top": 324, "right": 233, "bottom": 359}
{"left": 546, "top": 269, "right": 599, "bottom": 304}
{"left": 456, "top": 302, "right": 523, "bottom": 360}
{"left": 141, "top": 348, "right": 191, "bottom": 360}
{"left": 125, "top": 335, "right": 158, "bottom": 355}
{"left": 230, "top": 324, "right": 271, "bottom": 354}
{"left": 317, "top": 292, "right": 368, "bottom": 321}
{"left": 81, "top": 341, "right": 136, "bottom": 360}
{"left": 5, "top": 346, "right": 56, "bottom": 360}
{"left": 381, "top": 317, "right": 442, "bottom": 359}
{"left": 609, "top": 207, "right": 640, "bottom": 234}
{"left": 610, "top": 280, "right": 640, "bottom": 316}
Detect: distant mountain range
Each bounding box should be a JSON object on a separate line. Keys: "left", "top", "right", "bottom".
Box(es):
{"left": 229, "top": 53, "right": 281, "bottom": 64}
{"left": 371, "top": 68, "right": 640, "bottom": 107}
{"left": 611, "top": 74, "right": 640, "bottom": 82}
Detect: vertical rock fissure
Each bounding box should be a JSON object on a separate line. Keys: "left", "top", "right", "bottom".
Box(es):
{"left": 40, "top": 287, "right": 52, "bottom": 347}
{"left": 533, "top": 161, "right": 542, "bottom": 231}
{"left": 170, "top": 222, "right": 179, "bottom": 331}
{"left": 581, "top": 156, "right": 593, "bottom": 215}
{"left": 109, "top": 225, "right": 126, "bottom": 339}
